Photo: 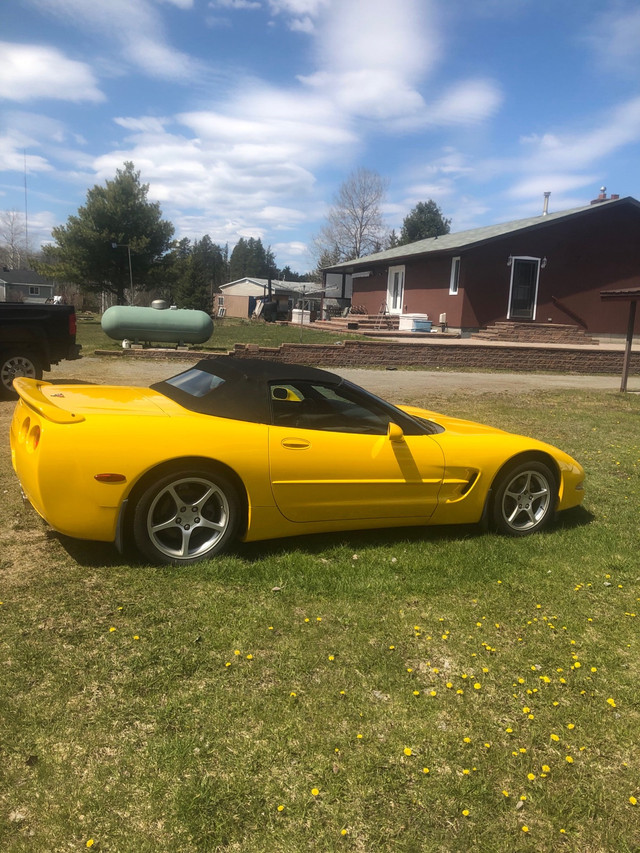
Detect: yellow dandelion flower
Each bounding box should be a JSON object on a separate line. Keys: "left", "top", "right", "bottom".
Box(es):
{"left": 542, "top": 764, "right": 551, "bottom": 773}
{"left": 341, "top": 828, "right": 348, "bottom": 836}
{"left": 527, "top": 773, "right": 536, "bottom": 781}
{"left": 607, "top": 697, "right": 617, "bottom": 707}
{"left": 234, "top": 649, "right": 241, "bottom": 655}
{"left": 506, "top": 727, "right": 513, "bottom": 733}
{"left": 413, "top": 690, "right": 420, "bottom": 696}
{"left": 456, "top": 689, "right": 464, "bottom": 694}
{"left": 404, "top": 747, "right": 413, "bottom": 756}
{"left": 109, "top": 627, "right": 116, "bottom": 632}
{"left": 463, "top": 737, "right": 471, "bottom": 743}
{"left": 86, "top": 842, "right": 94, "bottom": 849}
{"left": 474, "top": 683, "right": 481, "bottom": 690}
{"left": 430, "top": 690, "right": 437, "bottom": 697}
{"left": 567, "top": 723, "right": 575, "bottom": 730}
{"left": 277, "top": 804, "right": 285, "bottom": 812}
{"left": 422, "top": 767, "right": 430, "bottom": 774}
{"left": 565, "top": 755, "right": 574, "bottom": 764}
{"left": 246, "top": 654, "right": 253, "bottom": 660}
{"left": 630, "top": 796, "right": 637, "bottom": 806}
{"left": 462, "top": 769, "right": 470, "bottom": 775}
{"left": 550, "top": 733, "right": 560, "bottom": 741}
{"left": 446, "top": 682, "right": 453, "bottom": 688}
{"left": 311, "top": 788, "right": 319, "bottom": 796}
{"left": 462, "top": 809, "right": 470, "bottom": 817}
{"left": 522, "top": 826, "right": 529, "bottom": 833}
{"left": 502, "top": 790, "right": 509, "bottom": 797}
{"left": 290, "top": 691, "right": 297, "bottom": 697}
{"left": 328, "top": 655, "right": 335, "bottom": 661}
{"left": 356, "top": 733, "right": 363, "bottom": 739}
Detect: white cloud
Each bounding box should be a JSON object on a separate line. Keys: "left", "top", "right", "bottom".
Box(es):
{"left": 213, "top": 0, "right": 262, "bottom": 8}
{"left": 24, "top": 0, "right": 198, "bottom": 81}
{"left": 0, "top": 43, "right": 104, "bottom": 103}
{"left": 583, "top": 5, "right": 640, "bottom": 75}
{"left": 428, "top": 80, "right": 502, "bottom": 126}
{"left": 519, "top": 97, "right": 640, "bottom": 173}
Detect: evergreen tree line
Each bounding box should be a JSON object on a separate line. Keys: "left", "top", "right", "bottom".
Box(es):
{"left": 10, "top": 162, "right": 451, "bottom": 311}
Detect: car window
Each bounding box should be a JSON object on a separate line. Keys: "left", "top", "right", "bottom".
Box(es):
{"left": 164, "top": 368, "right": 226, "bottom": 398}
{"left": 270, "top": 380, "right": 397, "bottom": 434}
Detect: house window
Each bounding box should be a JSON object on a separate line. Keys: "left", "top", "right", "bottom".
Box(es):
{"left": 29, "top": 286, "right": 40, "bottom": 296}
{"left": 449, "top": 257, "right": 460, "bottom": 295}
{"left": 218, "top": 295, "right": 224, "bottom": 305}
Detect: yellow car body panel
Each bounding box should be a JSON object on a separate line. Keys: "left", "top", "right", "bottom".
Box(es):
{"left": 10, "top": 362, "right": 586, "bottom": 561}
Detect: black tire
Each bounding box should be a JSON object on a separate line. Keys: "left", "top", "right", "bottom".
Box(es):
{"left": 132, "top": 467, "right": 240, "bottom": 565}
{"left": 492, "top": 460, "right": 557, "bottom": 536}
{"left": 0, "top": 351, "right": 43, "bottom": 400}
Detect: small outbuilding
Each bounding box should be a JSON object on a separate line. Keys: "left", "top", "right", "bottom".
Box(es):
{"left": 214, "top": 277, "right": 320, "bottom": 321}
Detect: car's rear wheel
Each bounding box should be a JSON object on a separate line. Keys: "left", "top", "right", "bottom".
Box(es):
{"left": 492, "top": 460, "right": 557, "bottom": 536}
{"left": 132, "top": 467, "right": 240, "bottom": 565}
{"left": 0, "top": 351, "right": 42, "bottom": 400}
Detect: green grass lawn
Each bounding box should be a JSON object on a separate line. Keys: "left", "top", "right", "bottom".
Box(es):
{"left": 1, "top": 382, "right": 639, "bottom": 852}
{"left": 77, "top": 315, "right": 360, "bottom": 354}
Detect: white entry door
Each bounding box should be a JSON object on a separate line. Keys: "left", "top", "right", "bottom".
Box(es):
{"left": 387, "top": 265, "right": 405, "bottom": 314}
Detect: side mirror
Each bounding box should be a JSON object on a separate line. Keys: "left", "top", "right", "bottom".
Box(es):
{"left": 387, "top": 422, "right": 405, "bottom": 442}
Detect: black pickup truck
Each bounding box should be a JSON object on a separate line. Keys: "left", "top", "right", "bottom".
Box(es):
{"left": 0, "top": 303, "right": 82, "bottom": 399}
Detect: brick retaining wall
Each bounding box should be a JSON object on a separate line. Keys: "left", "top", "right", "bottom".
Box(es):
{"left": 231, "top": 340, "right": 640, "bottom": 375}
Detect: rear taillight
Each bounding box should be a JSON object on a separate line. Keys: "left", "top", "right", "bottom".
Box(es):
{"left": 29, "top": 425, "right": 40, "bottom": 451}
{"left": 69, "top": 312, "right": 77, "bottom": 336}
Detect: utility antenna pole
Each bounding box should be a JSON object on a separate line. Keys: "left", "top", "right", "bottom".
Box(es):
{"left": 23, "top": 150, "right": 29, "bottom": 259}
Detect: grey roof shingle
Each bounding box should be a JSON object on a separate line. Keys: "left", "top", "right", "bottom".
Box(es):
{"left": 323, "top": 196, "right": 640, "bottom": 272}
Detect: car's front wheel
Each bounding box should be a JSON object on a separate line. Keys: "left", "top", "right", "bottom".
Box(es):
{"left": 132, "top": 467, "right": 240, "bottom": 565}
{"left": 492, "top": 460, "right": 557, "bottom": 536}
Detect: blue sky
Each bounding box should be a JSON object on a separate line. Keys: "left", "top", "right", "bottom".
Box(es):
{"left": 1, "top": 0, "right": 640, "bottom": 273}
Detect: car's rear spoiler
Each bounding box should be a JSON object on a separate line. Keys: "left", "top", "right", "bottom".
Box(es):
{"left": 13, "top": 378, "right": 86, "bottom": 424}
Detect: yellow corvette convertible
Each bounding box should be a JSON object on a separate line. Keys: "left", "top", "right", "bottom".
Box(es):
{"left": 10, "top": 357, "right": 585, "bottom": 566}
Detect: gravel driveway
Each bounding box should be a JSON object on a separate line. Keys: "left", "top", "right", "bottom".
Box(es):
{"left": 43, "top": 355, "right": 635, "bottom": 397}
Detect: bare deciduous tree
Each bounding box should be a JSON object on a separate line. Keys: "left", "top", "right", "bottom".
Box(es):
{"left": 0, "top": 209, "right": 28, "bottom": 268}
{"left": 314, "top": 167, "right": 388, "bottom": 264}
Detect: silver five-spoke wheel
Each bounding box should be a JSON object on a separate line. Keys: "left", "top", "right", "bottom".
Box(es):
{"left": 492, "top": 460, "right": 556, "bottom": 536}
{"left": 133, "top": 468, "right": 239, "bottom": 565}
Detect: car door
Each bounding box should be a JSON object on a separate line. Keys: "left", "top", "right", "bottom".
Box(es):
{"left": 268, "top": 379, "right": 444, "bottom": 523}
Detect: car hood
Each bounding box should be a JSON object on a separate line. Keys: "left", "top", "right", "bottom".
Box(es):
{"left": 398, "top": 405, "right": 509, "bottom": 436}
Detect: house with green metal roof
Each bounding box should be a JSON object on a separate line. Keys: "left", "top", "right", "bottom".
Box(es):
{"left": 322, "top": 194, "right": 640, "bottom": 337}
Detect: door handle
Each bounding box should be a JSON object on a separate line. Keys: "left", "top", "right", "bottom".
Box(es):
{"left": 281, "top": 438, "right": 311, "bottom": 449}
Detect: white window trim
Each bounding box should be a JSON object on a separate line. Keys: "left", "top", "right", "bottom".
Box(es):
{"left": 507, "top": 256, "right": 541, "bottom": 321}
{"left": 449, "top": 257, "right": 460, "bottom": 295}
{"left": 387, "top": 265, "right": 405, "bottom": 315}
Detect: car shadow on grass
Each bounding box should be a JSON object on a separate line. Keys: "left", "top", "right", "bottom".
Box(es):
{"left": 233, "top": 504, "right": 594, "bottom": 563}
{"left": 51, "top": 505, "right": 594, "bottom": 569}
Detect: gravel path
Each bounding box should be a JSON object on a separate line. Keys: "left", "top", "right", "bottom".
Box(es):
{"left": 44, "top": 355, "right": 636, "bottom": 397}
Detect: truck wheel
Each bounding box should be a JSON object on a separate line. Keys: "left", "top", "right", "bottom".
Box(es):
{"left": 0, "top": 352, "right": 43, "bottom": 400}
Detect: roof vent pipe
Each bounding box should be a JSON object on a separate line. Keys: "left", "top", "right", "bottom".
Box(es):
{"left": 542, "top": 192, "right": 551, "bottom": 216}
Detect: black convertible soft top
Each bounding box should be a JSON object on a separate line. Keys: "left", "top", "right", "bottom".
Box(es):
{"left": 151, "top": 356, "right": 344, "bottom": 423}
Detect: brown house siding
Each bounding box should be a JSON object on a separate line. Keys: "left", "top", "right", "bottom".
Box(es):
{"left": 346, "top": 200, "right": 640, "bottom": 336}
